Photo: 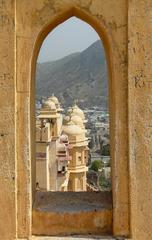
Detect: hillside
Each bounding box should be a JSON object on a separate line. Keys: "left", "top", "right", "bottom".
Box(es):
{"left": 36, "top": 40, "right": 108, "bottom": 109}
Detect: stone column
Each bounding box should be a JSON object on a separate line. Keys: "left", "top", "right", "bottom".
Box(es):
{"left": 128, "top": 0, "right": 152, "bottom": 239}
{"left": 49, "top": 140, "right": 57, "bottom": 191}
{"left": 0, "top": 0, "right": 16, "bottom": 239}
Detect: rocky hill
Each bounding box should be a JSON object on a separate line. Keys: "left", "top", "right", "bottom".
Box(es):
{"left": 36, "top": 40, "right": 108, "bottom": 109}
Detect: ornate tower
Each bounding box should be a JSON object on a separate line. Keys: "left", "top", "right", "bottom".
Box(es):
{"left": 62, "top": 104, "right": 89, "bottom": 191}
{"left": 36, "top": 95, "right": 62, "bottom": 190}
{"left": 36, "top": 94, "right": 71, "bottom": 191}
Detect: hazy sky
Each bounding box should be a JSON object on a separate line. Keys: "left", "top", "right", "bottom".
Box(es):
{"left": 38, "top": 17, "right": 100, "bottom": 63}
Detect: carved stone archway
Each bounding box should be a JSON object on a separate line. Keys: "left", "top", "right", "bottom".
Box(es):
{"left": 16, "top": 1, "right": 129, "bottom": 238}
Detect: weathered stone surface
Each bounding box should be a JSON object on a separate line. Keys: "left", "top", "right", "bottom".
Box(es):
{"left": 128, "top": 0, "right": 152, "bottom": 239}
{"left": 15, "top": 0, "right": 129, "bottom": 238}
{"left": 31, "top": 236, "right": 114, "bottom": 240}
{"left": 32, "top": 192, "right": 112, "bottom": 236}
{"left": 0, "top": 0, "right": 16, "bottom": 239}
{"left": 0, "top": 0, "right": 152, "bottom": 239}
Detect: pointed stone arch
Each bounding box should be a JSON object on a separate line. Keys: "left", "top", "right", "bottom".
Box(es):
{"left": 16, "top": 2, "right": 129, "bottom": 238}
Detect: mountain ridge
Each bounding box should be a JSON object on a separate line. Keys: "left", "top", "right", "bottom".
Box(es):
{"left": 36, "top": 40, "right": 108, "bottom": 109}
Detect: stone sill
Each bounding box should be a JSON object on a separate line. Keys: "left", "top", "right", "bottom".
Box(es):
{"left": 31, "top": 236, "right": 114, "bottom": 240}
{"left": 32, "top": 191, "right": 112, "bottom": 236}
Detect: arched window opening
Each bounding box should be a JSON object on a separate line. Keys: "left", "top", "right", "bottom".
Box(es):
{"left": 33, "top": 16, "right": 113, "bottom": 236}
{"left": 35, "top": 17, "right": 111, "bottom": 193}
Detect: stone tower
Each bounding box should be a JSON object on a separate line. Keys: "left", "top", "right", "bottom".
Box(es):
{"left": 36, "top": 95, "right": 70, "bottom": 191}
{"left": 62, "top": 104, "right": 89, "bottom": 191}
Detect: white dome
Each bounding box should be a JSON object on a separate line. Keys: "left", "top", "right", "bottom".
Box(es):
{"left": 48, "top": 94, "right": 60, "bottom": 106}
{"left": 42, "top": 99, "right": 56, "bottom": 110}
{"left": 70, "top": 104, "right": 85, "bottom": 119}
{"left": 62, "top": 121, "right": 84, "bottom": 136}
{"left": 71, "top": 115, "right": 84, "bottom": 127}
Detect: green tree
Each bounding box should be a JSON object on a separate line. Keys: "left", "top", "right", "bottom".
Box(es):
{"left": 90, "top": 160, "right": 102, "bottom": 172}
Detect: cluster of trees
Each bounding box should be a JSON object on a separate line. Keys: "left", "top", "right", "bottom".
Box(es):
{"left": 90, "top": 160, "right": 111, "bottom": 191}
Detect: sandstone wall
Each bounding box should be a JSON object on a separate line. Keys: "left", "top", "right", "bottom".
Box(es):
{"left": 128, "top": 0, "right": 152, "bottom": 239}
{"left": 0, "top": 0, "right": 151, "bottom": 239}
{"left": 0, "top": 0, "right": 16, "bottom": 239}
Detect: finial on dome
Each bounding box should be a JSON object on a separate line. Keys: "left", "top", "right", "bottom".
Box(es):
{"left": 73, "top": 99, "right": 78, "bottom": 106}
